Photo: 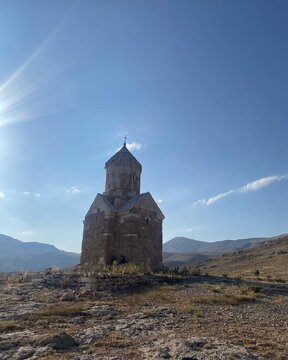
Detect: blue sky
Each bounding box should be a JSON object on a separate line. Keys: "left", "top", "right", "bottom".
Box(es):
{"left": 0, "top": 0, "right": 287, "bottom": 252}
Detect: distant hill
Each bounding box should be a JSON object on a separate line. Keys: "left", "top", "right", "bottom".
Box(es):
{"left": 163, "top": 236, "right": 273, "bottom": 255}
{"left": 163, "top": 252, "right": 210, "bottom": 268}
{"left": 0, "top": 234, "right": 80, "bottom": 272}
{"left": 163, "top": 235, "right": 288, "bottom": 269}
{"left": 198, "top": 235, "right": 288, "bottom": 281}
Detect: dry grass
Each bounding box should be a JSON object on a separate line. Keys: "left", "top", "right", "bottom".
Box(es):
{"left": 185, "top": 305, "right": 202, "bottom": 317}
{"left": 272, "top": 295, "right": 288, "bottom": 304}
{"left": 93, "top": 335, "right": 132, "bottom": 349}
{"left": 0, "top": 320, "right": 18, "bottom": 333}
{"left": 124, "top": 285, "right": 175, "bottom": 308}
{"left": 192, "top": 293, "right": 257, "bottom": 306}
{"left": 122, "top": 282, "right": 261, "bottom": 313}
{"left": 30, "top": 303, "right": 88, "bottom": 318}
{"left": 104, "top": 262, "right": 152, "bottom": 275}
{"left": 84, "top": 335, "right": 141, "bottom": 360}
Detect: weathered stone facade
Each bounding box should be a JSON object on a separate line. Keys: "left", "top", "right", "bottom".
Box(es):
{"left": 81, "top": 143, "right": 164, "bottom": 270}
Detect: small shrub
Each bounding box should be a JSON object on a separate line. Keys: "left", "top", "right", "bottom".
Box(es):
{"left": 238, "top": 283, "right": 252, "bottom": 294}
{"left": 191, "top": 268, "right": 201, "bottom": 276}
{"left": 212, "top": 288, "right": 222, "bottom": 294}
{"left": 143, "top": 308, "right": 153, "bottom": 317}
{"left": 171, "top": 267, "right": 179, "bottom": 275}
{"left": 250, "top": 285, "right": 262, "bottom": 293}
{"left": 177, "top": 265, "right": 201, "bottom": 276}
{"left": 179, "top": 266, "right": 190, "bottom": 275}
{"left": 160, "top": 266, "right": 170, "bottom": 274}
{"left": 186, "top": 306, "right": 202, "bottom": 317}
{"left": 274, "top": 278, "right": 286, "bottom": 283}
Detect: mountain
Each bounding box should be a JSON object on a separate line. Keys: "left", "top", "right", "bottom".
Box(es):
{"left": 0, "top": 234, "right": 80, "bottom": 272}
{"left": 199, "top": 235, "right": 288, "bottom": 281}
{"left": 163, "top": 236, "right": 272, "bottom": 255}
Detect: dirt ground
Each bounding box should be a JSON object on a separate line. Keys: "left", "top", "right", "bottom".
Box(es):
{"left": 0, "top": 274, "right": 288, "bottom": 359}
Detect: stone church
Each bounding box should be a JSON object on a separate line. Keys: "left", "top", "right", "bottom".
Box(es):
{"left": 80, "top": 141, "right": 164, "bottom": 270}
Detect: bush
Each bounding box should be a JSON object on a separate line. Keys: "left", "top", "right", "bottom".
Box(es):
{"left": 106, "top": 262, "right": 152, "bottom": 275}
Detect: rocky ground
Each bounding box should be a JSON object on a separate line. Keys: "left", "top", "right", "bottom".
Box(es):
{"left": 0, "top": 273, "right": 288, "bottom": 359}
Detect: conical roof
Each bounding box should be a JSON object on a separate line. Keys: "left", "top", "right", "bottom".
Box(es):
{"left": 105, "top": 144, "right": 142, "bottom": 170}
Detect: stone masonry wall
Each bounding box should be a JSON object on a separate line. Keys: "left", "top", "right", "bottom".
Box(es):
{"left": 81, "top": 198, "right": 163, "bottom": 270}
{"left": 81, "top": 210, "right": 116, "bottom": 266}
{"left": 115, "top": 206, "right": 162, "bottom": 270}
{"left": 81, "top": 272, "right": 152, "bottom": 291}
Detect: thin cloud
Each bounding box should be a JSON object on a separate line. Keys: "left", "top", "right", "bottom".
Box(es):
{"left": 22, "top": 191, "right": 41, "bottom": 198}
{"left": 193, "top": 190, "right": 235, "bottom": 206}
{"left": 114, "top": 141, "right": 144, "bottom": 154}
{"left": 194, "top": 174, "right": 288, "bottom": 206}
{"left": 239, "top": 175, "right": 287, "bottom": 193}
{"left": 0, "top": 192, "right": 5, "bottom": 199}
{"left": 206, "top": 190, "right": 235, "bottom": 205}
{"left": 19, "top": 230, "right": 34, "bottom": 237}
{"left": 66, "top": 186, "right": 82, "bottom": 194}
{"left": 185, "top": 226, "right": 203, "bottom": 232}
{"left": 156, "top": 199, "right": 163, "bottom": 204}
{"left": 193, "top": 199, "right": 207, "bottom": 206}
{"left": 126, "top": 142, "right": 143, "bottom": 151}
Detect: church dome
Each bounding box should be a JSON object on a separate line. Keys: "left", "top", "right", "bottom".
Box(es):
{"left": 105, "top": 144, "right": 142, "bottom": 171}
{"left": 104, "top": 142, "right": 142, "bottom": 207}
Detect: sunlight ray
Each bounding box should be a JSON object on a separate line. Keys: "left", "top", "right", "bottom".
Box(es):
{"left": 0, "top": 97, "right": 81, "bottom": 127}
{"left": 0, "top": 57, "right": 71, "bottom": 114}
{"left": 0, "top": 12, "right": 69, "bottom": 94}
{"left": 0, "top": 35, "right": 55, "bottom": 94}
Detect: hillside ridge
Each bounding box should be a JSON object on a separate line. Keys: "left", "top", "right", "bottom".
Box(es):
{"left": 163, "top": 234, "right": 287, "bottom": 268}
{"left": 198, "top": 234, "right": 288, "bottom": 281}
{"left": 0, "top": 234, "right": 80, "bottom": 272}
{"left": 163, "top": 234, "right": 287, "bottom": 254}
